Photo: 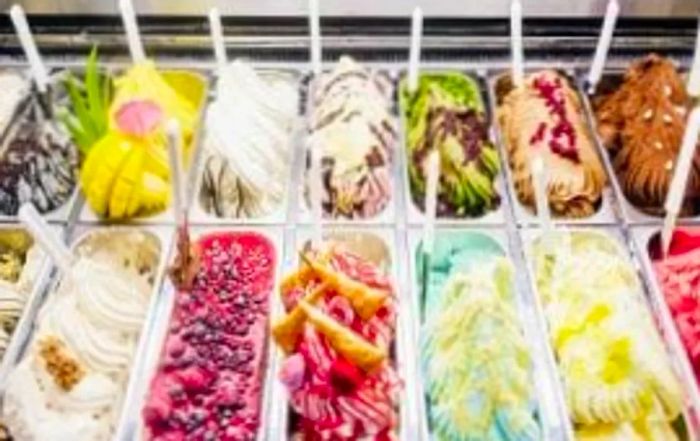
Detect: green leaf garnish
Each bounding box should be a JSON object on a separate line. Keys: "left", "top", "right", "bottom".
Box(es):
{"left": 62, "top": 45, "right": 112, "bottom": 154}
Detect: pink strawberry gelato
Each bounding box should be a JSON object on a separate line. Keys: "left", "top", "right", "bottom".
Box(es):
{"left": 651, "top": 227, "right": 700, "bottom": 380}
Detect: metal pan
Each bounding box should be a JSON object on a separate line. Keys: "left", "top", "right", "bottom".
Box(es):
{"left": 0, "top": 224, "right": 172, "bottom": 441}
{"left": 579, "top": 66, "right": 700, "bottom": 225}
{"left": 519, "top": 226, "right": 696, "bottom": 440}
{"left": 488, "top": 68, "right": 619, "bottom": 226}
{"left": 124, "top": 226, "right": 283, "bottom": 441}
{"left": 397, "top": 70, "right": 510, "bottom": 226}
{"left": 188, "top": 68, "right": 304, "bottom": 226}
{"left": 0, "top": 224, "right": 56, "bottom": 386}
{"left": 407, "top": 226, "right": 568, "bottom": 441}
{"left": 295, "top": 65, "right": 400, "bottom": 226}
{"left": 268, "top": 226, "right": 416, "bottom": 441}
{"left": 76, "top": 66, "right": 212, "bottom": 226}
{"left": 630, "top": 225, "right": 700, "bottom": 436}
{"left": 0, "top": 68, "right": 82, "bottom": 225}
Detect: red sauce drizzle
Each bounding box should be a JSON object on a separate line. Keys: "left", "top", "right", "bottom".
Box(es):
{"left": 528, "top": 74, "right": 580, "bottom": 163}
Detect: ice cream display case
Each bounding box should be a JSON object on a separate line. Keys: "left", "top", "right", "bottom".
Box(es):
{"left": 2, "top": 1, "right": 700, "bottom": 440}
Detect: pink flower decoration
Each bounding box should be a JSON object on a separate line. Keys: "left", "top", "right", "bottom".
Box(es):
{"left": 115, "top": 99, "right": 164, "bottom": 136}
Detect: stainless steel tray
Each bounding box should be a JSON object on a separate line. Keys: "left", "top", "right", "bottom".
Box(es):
{"left": 519, "top": 226, "right": 699, "bottom": 440}
{"left": 124, "top": 225, "right": 283, "bottom": 441}
{"left": 488, "top": 68, "right": 619, "bottom": 226}
{"left": 76, "top": 66, "right": 212, "bottom": 226}
{"left": 0, "top": 224, "right": 56, "bottom": 386}
{"left": 406, "top": 226, "right": 569, "bottom": 441}
{"left": 268, "top": 226, "right": 418, "bottom": 441}
{"left": 578, "top": 66, "right": 700, "bottom": 226}
{"left": 0, "top": 224, "right": 173, "bottom": 441}
{"left": 0, "top": 68, "right": 81, "bottom": 225}
{"left": 295, "top": 67, "right": 400, "bottom": 226}
{"left": 630, "top": 225, "right": 700, "bottom": 436}
{"left": 397, "top": 70, "right": 511, "bottom": 226}
{"left": 188, "top": 68, "right": 305, "bottom": 226}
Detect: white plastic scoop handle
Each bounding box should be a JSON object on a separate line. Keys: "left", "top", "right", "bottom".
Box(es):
{"left": 209, "top": 7, "right": 227, "bottom": 71}
{"left": 166, "top": 119, "right": 187, "bottom": 226}
{"left": 119, "top": 0, "right": 146, "bottom": 64}
{"left": 9, "top": 5, "right": 49, "bottom": 94}
{"left": 407, "top": 7, "right": 423, "bottom": 93}
{"left": 18, "top": 204, "right": 74, "bottom": 275}
{"left": 661, "top": 106, "right": 700, "bottom": 256}
{"left": 510, "top": 0, "right": 524, "bottom": 87}
{"left": 586, "top": 0, "right": 619, "bottom": 94}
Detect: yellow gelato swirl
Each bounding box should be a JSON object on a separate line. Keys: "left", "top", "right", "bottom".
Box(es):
{"left": 532, "top": 230, "right": 685, "bottom": 439}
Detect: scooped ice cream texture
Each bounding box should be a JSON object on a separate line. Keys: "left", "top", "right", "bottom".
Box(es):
{"left": 0, "top": 229, "right": 42, "bottom": 357}
{"left": 400, "top": 73, "right": 501, "bottom": 218}
{"left": 418, "top": 231, "right": 540, "bottom": 440}
{"left": 594, "top": 54, "right": 700, "bottom": 216}
{"left": 307, "top": 56, "right": 397, "bottom": 219}
{"left": 532, "top": 230, "right": 684, "bottom": 439}
{"left": 78, "top": 60, "right": 207, "bottom": 219}
{"left": 143, "top": 231, "right": 276, "bottom": 440}
{"left": 497, "top": 70, "right": 606, "bottom": 218}
{"left": 272, "top": 240, "right": 400, "bottom": 439}
{"left": 201, "top": 61, "right": 299, "bottom": 219}
{"left": 2, "top": 229, "right": 160, "bottom": 440}
{"left": 0, "top": 99, "right": 78, "bottom": 216}
{"left": 650, "top": 228, "right": 700, "bottom": 382}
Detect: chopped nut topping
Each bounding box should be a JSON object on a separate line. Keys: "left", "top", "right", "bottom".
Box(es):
{"left": 663, "top": 114, "right": 673, "bottom": 124}
{"left": 39, "top": 336, "right": 85, "bottom": 391}
{"left": 665, "top": 160, "right": 674, "bottom": 171}
{"left": 642, "top": 109, "right": 653, "bottom": 120}
{"left": 654, "top": 141, "right": 663, "bottom": 150}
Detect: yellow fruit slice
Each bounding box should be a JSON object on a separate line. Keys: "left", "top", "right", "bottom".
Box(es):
{"left": 81, "top": 134, "right": 132, "bottom": 216}
{"left": 139, "top": 171, "right": 170, "bottom": 214}
{"left": 108, "top": 145, "right": 145, "bottom": 219}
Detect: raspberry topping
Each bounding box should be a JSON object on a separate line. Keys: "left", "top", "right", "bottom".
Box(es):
{"left": 143, "top": 232, "right": 275, "bottom": 441}
{"left": 530, "top": 74, "right": 580, "bottom": 162}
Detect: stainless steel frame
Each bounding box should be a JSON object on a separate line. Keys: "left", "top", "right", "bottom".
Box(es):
{"left": 3, "top": 0, "right": 699, "bottom": 17}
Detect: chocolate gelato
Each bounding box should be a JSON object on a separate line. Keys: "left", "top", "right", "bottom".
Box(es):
{"left": 594, "top": 54, "right": 700, "bottom": 216}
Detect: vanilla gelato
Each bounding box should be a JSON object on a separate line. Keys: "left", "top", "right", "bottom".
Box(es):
{"left": 2, "top": 229, "right": 160, "bottom": 440}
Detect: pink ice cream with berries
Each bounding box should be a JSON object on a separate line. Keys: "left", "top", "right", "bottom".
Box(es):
{"left": 143, "top": 232, "right": 276, "bottom": 441}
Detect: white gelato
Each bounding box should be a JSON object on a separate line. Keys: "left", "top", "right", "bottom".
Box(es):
{"left": 202, "top": 60, "right": 298, "bottom": 218}
{"left": 2, "top": 230, "right": 159, "bottom": 441}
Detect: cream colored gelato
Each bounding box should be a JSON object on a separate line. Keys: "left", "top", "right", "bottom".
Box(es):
{"left": 201, "top": 60, "right": 298, "bottom": 218}
{"left": 2, "top": 229, "right": 160, "bottom": 441}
